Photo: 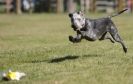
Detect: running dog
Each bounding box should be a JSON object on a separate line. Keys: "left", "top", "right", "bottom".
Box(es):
{"left": 68, "top": 9, "right": 128, "bottom": 53}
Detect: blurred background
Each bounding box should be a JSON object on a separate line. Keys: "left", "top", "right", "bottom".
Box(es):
{"left": 0, "top": 0, "right": 132, "bottom": 14}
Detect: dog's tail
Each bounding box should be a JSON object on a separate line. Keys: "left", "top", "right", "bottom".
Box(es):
{"left": 109, "top": 8, "right": 128, "bottom": 18}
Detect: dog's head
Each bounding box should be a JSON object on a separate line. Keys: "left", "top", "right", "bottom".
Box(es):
{"left": 69, "top": 11, "right": 85, "bottom": 31}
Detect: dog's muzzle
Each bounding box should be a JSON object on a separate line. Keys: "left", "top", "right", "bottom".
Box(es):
{"left": 71, "top": 25, "right": 78, "bottom": 31}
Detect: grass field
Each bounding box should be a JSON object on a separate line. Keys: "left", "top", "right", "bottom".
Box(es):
{"left": 0, "top": 13, "right": 133, "bottom": 84}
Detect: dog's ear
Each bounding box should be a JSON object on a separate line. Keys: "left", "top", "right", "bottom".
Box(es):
{"left": 69, "top": 13, "right": 72, "bottom": 17}
{"left": 77, "top": 11, "right": 84, "bottom": 16}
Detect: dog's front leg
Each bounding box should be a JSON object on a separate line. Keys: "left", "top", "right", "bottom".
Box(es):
{"left": 69, "top": 34, "right": 82, "bottom": 43}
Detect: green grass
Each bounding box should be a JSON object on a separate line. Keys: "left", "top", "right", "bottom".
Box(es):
{"left": 0, "top": 13, "right": 133, "bottom": 84}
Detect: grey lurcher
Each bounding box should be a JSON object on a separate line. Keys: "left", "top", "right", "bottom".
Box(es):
{"left": 68, "top": 9, "right": 128, "bottom": 53}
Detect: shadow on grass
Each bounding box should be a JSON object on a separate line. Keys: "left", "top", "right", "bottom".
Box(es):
{"left": 30, "top": 55, "right": 79, "bottom": 63}
{"left": 49, "top": 55, "right": 79, "bottom": 63}
{"left": 31, "top": 54, "right": 102, "bottom": 63}
{"left": 49, "top": 54, "right": 101, "bottom": 63}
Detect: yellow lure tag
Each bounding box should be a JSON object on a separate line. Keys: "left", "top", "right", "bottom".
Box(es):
{"left": 7, "top": 72, "right": 16, "bottom": 80}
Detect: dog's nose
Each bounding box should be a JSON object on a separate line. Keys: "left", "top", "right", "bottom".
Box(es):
{"left": 69, "top": 13, "right": 72, "bottom": 17}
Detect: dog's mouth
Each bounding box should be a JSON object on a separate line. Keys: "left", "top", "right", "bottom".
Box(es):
{"left": 71, "top": 25, "right": 77, "bottom": 31}
{"left": 71, "top": 24, "right": 81, "bottom": 31}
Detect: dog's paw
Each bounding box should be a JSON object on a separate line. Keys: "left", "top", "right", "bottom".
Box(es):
{"left": 123, "top": 47, "right": 127, "bottom": 53}
{"left": 69, "top": 36, "right": 74, "bottom": 42}
{"left": 69, "top": 36, "right": 76, "bottom": 43}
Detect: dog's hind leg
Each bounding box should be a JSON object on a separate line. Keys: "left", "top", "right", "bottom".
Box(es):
{"left": 109, "top": 26, "right": 127, "bottom": 53}
{"left": 99, "top": 32, "right": 115, "bottom": 43}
